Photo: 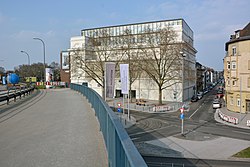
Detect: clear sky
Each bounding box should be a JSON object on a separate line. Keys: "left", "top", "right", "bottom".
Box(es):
{"left": 0, "top": 0, "right": 249, "bottom": 71}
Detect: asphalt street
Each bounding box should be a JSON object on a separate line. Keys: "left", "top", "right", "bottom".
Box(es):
{"left": 126, "top": 87, "right": 250, "bottom": 167}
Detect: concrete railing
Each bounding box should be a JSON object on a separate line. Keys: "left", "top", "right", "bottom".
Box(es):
{"left": 70, "top": 83, "right": 147, "bottom": 167}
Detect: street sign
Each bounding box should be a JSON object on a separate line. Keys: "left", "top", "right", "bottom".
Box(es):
{"left": 117, "top": 108, "right": 121, "bottom": 113}
{"left": 180, "top": 113, "right": 184, "bottom": 119}
{"left": 180, "top": 108, "right": 184, "bottom": 113}
{"left": 247, "top": 120, "right": 250, "bottom": 126}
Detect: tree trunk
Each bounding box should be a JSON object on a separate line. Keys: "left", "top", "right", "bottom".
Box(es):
{"left": 102, "top": 76, "right": 105, "bottom": 99}
{"left": 102, "top": 86, "right": 105, "bottom": 99}
{"left": 158, "top": 87, "right": 162, "bottom": 105}
{"left": 129, "top": 84, "right": 132, "bottom": 103}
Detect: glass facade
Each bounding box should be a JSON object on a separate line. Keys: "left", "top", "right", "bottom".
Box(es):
{"left": 81, "top": 19, "right": 193, "bottom": 47}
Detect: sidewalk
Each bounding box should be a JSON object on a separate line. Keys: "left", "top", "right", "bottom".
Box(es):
{"left": 107, "top": 97, "right": 184, "bottom": 113}
{"left": 0, "top": 89, "right": 108, "bottom": 167}
{"left": 214, "top": 102, "right": 250, "bottom": 129}
{"left": 109, "top": 97, "right": 250, "bottom": 129}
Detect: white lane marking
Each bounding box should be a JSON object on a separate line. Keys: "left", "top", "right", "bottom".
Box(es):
{"left": 189, "top": 103, "right": 204, "bottom": 119}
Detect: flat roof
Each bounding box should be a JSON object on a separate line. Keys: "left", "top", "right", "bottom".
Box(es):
{"left": 81, "top": 18, "right": 191, "bottom": 32}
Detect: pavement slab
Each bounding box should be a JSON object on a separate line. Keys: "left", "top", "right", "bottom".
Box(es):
{"left": 146, "top": 136, "right": 250, "bottom": 160}
{"left": 0, "top": 89, "right": 108, "bottom": 167}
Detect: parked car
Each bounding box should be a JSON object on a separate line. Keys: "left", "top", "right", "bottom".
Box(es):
{"left": 136, "top": 99, "right": 146, "bottom": 106}
{"left": 216, "top": 90, "right": 224, "bottom": 98}
{"left": 213, "top": 99, "right": 221, "bottom": 109}
{"left": 191, "top": 96, "right": 198, "bottom": 102}
{"left": 203, "top": 89, "right": 209, "bottom": 94}
{"left": 197, "top": 92, "right": 203, "bottom": 99}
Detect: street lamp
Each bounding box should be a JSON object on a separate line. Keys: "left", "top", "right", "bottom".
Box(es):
{"left": 180, "top": 51, "right": 186, "bottom": 102}
{"left": 33, "top": 37, "right": 46, "bottom": 82}
{"left": 20, "top": 51, "right": 30, "bottom": 65}
{"left": 180, "top": 51, "right": 186, "bottom": 136}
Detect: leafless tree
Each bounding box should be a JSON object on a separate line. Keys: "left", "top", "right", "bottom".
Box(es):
{"left": 71, "top": 29, "right": 121, "bottom": 98}
{"left": 119, "top": 29, "right": 141, "bottom": 101}
{"left": 138, "top": 26, "right": 183, "bottom": 104}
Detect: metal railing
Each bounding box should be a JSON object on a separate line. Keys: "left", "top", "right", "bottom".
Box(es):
{"left": 70, "top": 83, "right": 147, "bottom": 167}
{"left": 0, "top": 86, "right": 35, "bottom": 104}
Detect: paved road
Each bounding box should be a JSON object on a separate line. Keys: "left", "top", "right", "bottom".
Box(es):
{"left": 0, "top": 89, "right": 108, "bottom": 167}
{"left": 126, "top": 87, "right": 250, "bottom": 166}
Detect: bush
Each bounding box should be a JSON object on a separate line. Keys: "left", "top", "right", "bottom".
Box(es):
{"left": 35, "top": 85, "right": 46, "bottom": 89}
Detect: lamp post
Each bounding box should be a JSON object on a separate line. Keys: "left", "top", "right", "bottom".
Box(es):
{"left": 179, "top": 51, "right": 186, "bottom": 136}
{"left": 180, "top": 51, "right": 186, "bottom": 102}
{"left": 20, "top": 51, "right": 30, "bottom": 65}
{"left": 33, "top": 37, "right": 46, "bottom": 82}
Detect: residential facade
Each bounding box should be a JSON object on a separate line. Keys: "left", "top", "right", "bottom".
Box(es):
{"left": 68, "top": 19, "right": 197, "bottom": 102}
{"left": 224, "top": 22, "right": 250, "bottom": 113}
{"left": 196, "top": 62, "right": 203, "bottom": 92}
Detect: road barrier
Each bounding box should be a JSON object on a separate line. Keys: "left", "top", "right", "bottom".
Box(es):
{"left": 70, "top": 83, "right": 147, "bottom": 167}
{"left": 36, "top": 81, "right": 67, "bottom": 87}
{"left": 0, "top": 86, "right": 35, "bottom": 105}
{"left": 247, "top": 120, "right": 250, "bottom": 127}
{"left": 217, "top": 109, "right": 239, "bottom": 125}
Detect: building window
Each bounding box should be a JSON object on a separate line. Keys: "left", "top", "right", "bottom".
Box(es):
{"left": 227, "top": 62, "right": 231, "bottom": 69}
{"left": 232, "top": 80, "right": 236, "bottom": 86}
{"left": 236, "top": 31, "right": 240, "bottom": 38}
{"left": 237, "top": 99, "right": 241, "bottom": 107}
{"left": 231, "top": 61, "right": 236, "bottom": 69}
{"left": 248, "top": 60, "right": 250, "bottom": 70}
{"left": 232, "top": 47, "right": 236, "bottom": 56}
{"left": 230, "top": 96, "right": 234, "bottom": 105}
{"left": 248, "top": 77, "right": 250, "bottom": 88}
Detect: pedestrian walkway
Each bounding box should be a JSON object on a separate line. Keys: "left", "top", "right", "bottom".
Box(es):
{"left": 0, "top": 89, "right": 108, "bottom": 167}
{"left": 214, "top": 100, "right": 250, "bottom": 129}
{"left": 107, "top": 97, "right": 184, "bottom": 113}
{"left": 144, "top": 135, "right": 250, "bottom": 161}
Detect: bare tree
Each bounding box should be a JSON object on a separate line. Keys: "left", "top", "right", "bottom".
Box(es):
{"left": 138, "top": 27, "right": 183, "bottom": 104}
{"left": 71, "top": 29, "right": 120, "bottom": 98}
{"left": 119, "top": 29, "right": 141, "bottom": 101}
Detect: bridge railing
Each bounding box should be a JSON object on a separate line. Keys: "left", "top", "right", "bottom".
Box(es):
{"left": 0, "top": 86, "right": 35, "bottom": 105}
{"left": 70, "top": 83, "right": 147, "bottom": 167}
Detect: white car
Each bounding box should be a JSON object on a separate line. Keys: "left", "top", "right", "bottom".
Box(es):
{"left": 213, "top": 99, "right": 221, "bottom": 109}
{"left": 197, "top": 92, "right": 203, "bottom": 99}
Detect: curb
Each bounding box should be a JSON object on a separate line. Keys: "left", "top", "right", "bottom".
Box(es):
{"left": 214, "top": 109, "right": 250, "bottom": 129}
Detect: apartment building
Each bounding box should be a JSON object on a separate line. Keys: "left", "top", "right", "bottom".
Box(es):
{"left": 224, "top": 22, "right": 250, "bottom": 113}
{"left": 68, "top": 19, "right": 197, "bottom": 102}
{"left": 196, "top": 62, "right": 204, "bottom": 92}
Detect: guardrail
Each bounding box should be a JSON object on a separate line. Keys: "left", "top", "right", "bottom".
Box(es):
{"left": 70, "top": 83, "right": 147, "bottom": 167}
{"left": 0, "top": 86, "right": 35, "bottom": 104}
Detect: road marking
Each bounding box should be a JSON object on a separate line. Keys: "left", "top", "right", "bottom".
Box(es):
{"left": 129, "top": 125, "right": 173, "bottom": 137}
{"left": 189, "top": 104, "right": 203, "bottom": 119}
{"left": 232, "top": 130, "right": 250, "bottom": 135}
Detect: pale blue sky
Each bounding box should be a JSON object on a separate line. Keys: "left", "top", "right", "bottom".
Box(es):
{"left": 0, "top": 0, "right": 249, "bottom": 71}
